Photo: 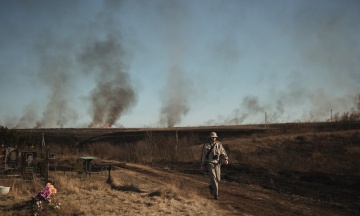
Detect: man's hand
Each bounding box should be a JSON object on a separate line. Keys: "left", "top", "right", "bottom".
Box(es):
{"left": 224, "top": 159, "right": 228, "bottom": 165}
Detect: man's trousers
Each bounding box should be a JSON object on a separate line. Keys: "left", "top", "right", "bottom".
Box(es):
{"left": 207, "top": 163, "right": 221, "bottom": 196}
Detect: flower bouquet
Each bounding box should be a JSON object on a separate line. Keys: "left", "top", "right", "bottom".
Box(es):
{"left": 32, "top": 183, "right": 61, "bottom": 215}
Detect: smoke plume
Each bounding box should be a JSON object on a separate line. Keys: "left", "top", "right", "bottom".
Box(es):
{"left": 158, "top": 1, "right": 193, "bottom": 127}
{"left": 205, "top": 1, "right": 360, "bottom": 126}
{"left": 159, "top": 65, "right": 190, "bottom": 127}
{"left": 6, "top": 1, "right": 137, "bottom": 128}
{"left": 221, "top": 96, "right": 284, "bottom": 125}
{"left": 79, "top": 36, "right": 137, "bottom": 127}
{"left": 34, "top": 35, "right": 78, "bottom": 128}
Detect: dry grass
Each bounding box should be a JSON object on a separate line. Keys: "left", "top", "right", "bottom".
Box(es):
{"left": 0, "top": 163, "right": 230, "bottom": 216}
{"left": 1, "top": 123, "right": 359, "bottom": 215}
{"left": 224, "top": 129, "right": 360, "bottom": 175}
{"left": 80, "top": 132, "right": 197, "bottom": 163}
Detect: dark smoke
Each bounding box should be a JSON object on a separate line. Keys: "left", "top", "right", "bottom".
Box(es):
{"left": 206, "top": 1, "right": 360, "bottom": 126}
{"left": 4, "top": 1, "right": 137, "bottom": 128}
{"left": 158, "top": 1, "right": 192, "bottom": 127}
{"left": 79, "top": 36, "right": 137, "bottom": 127}
{"left": 33, "top": 35, "right": 78, "bottom": 128}
{"left": 14, "top": 104, "right": 38, "bottom": 128}
{"left": 159, "top": 65, "right": 190, "bottom": 127}
{"left": 222, "top": 96, "right": 284, "bottom": 125}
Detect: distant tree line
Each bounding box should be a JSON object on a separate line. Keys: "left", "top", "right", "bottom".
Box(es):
{"left": 331, "top": 111, "right": 360, "bottom": 122}
{"left": 0, "top": 126, "right": 40, "bottom": 149}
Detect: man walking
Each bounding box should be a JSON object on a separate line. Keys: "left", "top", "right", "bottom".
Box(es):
{"left": 200, "top": 132, "right": 228, "bottom": 200}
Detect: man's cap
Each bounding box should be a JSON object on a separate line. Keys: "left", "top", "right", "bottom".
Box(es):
{"left": 210, "top": 132, "right": 218, "bottom": 138}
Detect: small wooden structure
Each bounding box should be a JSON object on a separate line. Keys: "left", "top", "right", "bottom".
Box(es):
{"left": 79, "top": 156, "right": 96, "bottom": 177}
{"left": 95, "top": 162, "right": 123, "bottom": 183}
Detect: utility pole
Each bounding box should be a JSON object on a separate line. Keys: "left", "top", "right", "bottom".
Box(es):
{"left": 41, "top": 132, "right": 46, "bottom": 152}
{"left": 175, "top": 130, "right": 178, "bottom": 151}
{"left": 331, "top": 110, "right": 333, "bottom": 122}
{"left": 265, "top": 112, "right": 268, "bottom": 128}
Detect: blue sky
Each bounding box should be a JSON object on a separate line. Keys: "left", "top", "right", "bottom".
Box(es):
{"left": 0, "top": 0, "right": 359, "bottom": 128}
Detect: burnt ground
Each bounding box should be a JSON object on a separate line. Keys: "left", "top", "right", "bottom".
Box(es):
{"left": 10, "top": 122, "right": 360, "bottom": 215}
{"left": 148, "top": 161, "right": 360, "bottom": 215}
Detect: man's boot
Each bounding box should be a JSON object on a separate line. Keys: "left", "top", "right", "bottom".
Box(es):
{"left": 208, "top": 185, "right": 213, "bottom": 195}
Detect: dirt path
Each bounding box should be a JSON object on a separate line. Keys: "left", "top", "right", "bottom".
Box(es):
{"left": 113, "top": 162, "right": 354, "bottom": 216}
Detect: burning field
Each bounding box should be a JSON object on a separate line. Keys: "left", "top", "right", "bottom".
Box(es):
{"left": 0, "top": 122, "right": 360, "bottom": 215}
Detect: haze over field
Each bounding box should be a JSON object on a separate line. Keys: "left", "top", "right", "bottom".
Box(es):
{"left": 0, "top": 0, "right": 359, "bottom": 128}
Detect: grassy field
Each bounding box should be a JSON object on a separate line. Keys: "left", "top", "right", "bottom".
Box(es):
{"left": 0, "top": 122, "right": 359, "bottom": 215}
